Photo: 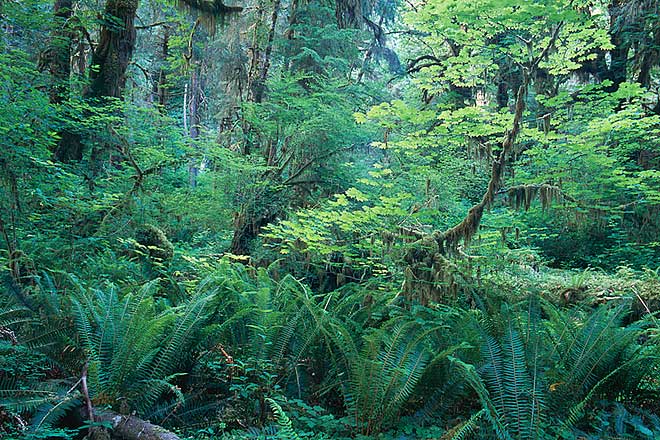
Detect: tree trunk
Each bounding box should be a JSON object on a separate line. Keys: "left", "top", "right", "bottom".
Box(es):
{"left": 604, "top": 0, "right": 629, "bottom": 92}
{"left": 230, "top": 0, "right": 281, "bottom": 252}
{"left": 154, "top": 26, "right": 170, "bottom": 108}
{"left": 51, "top": 0, "right": 238, "bottom": 163}
{"left": 335, "top": 0, "right": 361, "bottom": 28}
{"left": 38, "top": 0, "right": 86, "bottom": 162}
{"left": 48, "top": 0, "right": 137, "bottom": 162}
{"left": 38, "top": 0, "right": 74, "bottom": 104}
{"left": 87, "top": 0, "right": 138, "bottom": 98}
{"left": 230, "top": 208, "right": 278, "bottom": 255}
{"left": 636, "top": 25, "right": 660, "bottom": 88}
{"left": 252, "top": 0, "right": 280, "bottom": 103}
{"left": 284, "top": 0, "right": 298, "bottom": 40}
{"left": 188, "top": 68, "right": 203, "bottom": 187}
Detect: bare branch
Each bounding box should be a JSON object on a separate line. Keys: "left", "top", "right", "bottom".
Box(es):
{"left": 282, "top": 147, "right": 351, "bottom": 185}
{"left": 136, "top": 21, "right": 173, "bottom": 30}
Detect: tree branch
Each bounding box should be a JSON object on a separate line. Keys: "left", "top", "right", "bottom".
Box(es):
{"left": 136, "top": 21, "right": 173, "bottom": 30}
{"left": 282, "top": 147, "right": 350, "bottom": 185}
{"left": 177, "top": 0, "right": 243, "bottom": 14}
{"left": 442, "top": 75, "right": 530, "bottom": 250}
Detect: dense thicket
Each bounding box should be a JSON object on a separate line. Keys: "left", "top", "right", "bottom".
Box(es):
{"left": 1, "top": 0, "right": 660, "bottom": 439}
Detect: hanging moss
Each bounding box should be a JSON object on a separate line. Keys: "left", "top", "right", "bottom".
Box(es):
{"left": 444, "top": 204, "right": 484, "bottom": 252}
{"left": 507, "top": 183, "right": 562, "bottom": 212}
{"left": 401, "top": 234, "right": 476, "bottom": 305}
{"left": 175, "top": 0, "right": 242, "bottom": 29}
{"left": 467, "top": 138, "right": 492, "bottom": 162}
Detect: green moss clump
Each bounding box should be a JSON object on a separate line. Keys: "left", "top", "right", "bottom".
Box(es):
{"left": 135, "top": 224, "right": 174, "bottom": 262}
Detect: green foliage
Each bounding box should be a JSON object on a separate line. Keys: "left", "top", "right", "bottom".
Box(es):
{"left": 2, "top": 0, "right": 660, "bottom": 438}
{"left": 266, "top": 398, "right": 302, "bottom": 440}
{"left": 0, "top": 341, "right": 50, "bottom": 383}
{"left": 339, "top": 318, "right": 449, "bottom": 434}
{"left": 72, "top": 281, "right": 212, "bottom": 414}
{"left": 448, "top": 298, "right": 660, "bottom": 439}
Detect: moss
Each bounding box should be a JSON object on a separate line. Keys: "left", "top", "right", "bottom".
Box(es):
{"left": 507, "top": 183, "right": 561, "bottom": 212}
{"left": 135, "top": 224, "right": 174, "bottom": 262}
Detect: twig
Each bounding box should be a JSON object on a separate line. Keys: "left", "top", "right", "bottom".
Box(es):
{"left": 136, "top": 21, "right": 172, "bottom": 30}
{"left": 81, "top": 362, "right": 95, "bottom": 423}
{"left": 282, "top": 147, "right": 351, "bottom": 185}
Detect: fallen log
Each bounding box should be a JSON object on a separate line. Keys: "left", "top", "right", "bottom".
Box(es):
{"left": 84, "top": 409, "right": 181, "bottom": 440}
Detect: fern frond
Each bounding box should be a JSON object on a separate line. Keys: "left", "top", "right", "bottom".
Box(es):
{"left": 449, "top": 356, "right": 514, "bottom": 440}
{"left": 266, "top": 398, "right": 301, "bottom": 440}
{"left": 32, "top": 392, "right": 81, "bottom": 431}
{"left": 449, "top": 408, "right": 486, "bottom": 440}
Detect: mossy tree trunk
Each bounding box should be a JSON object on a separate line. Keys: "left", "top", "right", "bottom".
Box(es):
{"left": 153, "top": 26, "right": 170, "bottom": 108}
{"left": 249, "top": 0, "right": 280, "bottom": 103}
{"left": 38, "top": 0, "right": 87, "bottom": 162}
{"left": 231, "top": 0, "right": 282, "bottom": 253}
{"left": 603, "top": 0, "right": 630, "bottom": 92}
{"left": 39, "top": 0, "right": 74, "bottom": 105}
{"left": 86, "top": 0, "right": 138, "bottom": 99}
{"left": 403, "top": 25, "right": 565, "bottom": 304}
{"left": 188, "top": 66, "right": 203, "bottom": 187}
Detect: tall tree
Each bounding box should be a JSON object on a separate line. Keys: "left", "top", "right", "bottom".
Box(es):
{"left": 86, "top": 0, "right": 138, "bottom": 98}
{"left": 38, "top": 0, "right": 75, "bottom": 104}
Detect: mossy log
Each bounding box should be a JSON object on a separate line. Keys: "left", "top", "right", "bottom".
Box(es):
{"left": 86, "top": 409, "right": 180, "bottom": 440}
{"left": 135, "top": 224, "right": 174, "bottom": 262}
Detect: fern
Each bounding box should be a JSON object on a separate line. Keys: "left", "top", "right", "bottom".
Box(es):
{"left": 452, "top": 305, "right": 547, "bottom": 440}
{"left": 70, "top": 281, "right": 212, "bottom": 415}
{"left": 500, "top": 320, "right": 542, "bottom": 438}
{"left": 32, "top": 392, "right": 81, "bottom": 431}
{"left": 449, "top": 356, "right": 514, "bottom": 440}
{"left": 338, "top": 319, "right": 435, "bottom": 434}
{"left": 0, "top": 378, "right": 81, "bottom": 434}
{"left": 266, "top": 398, "right": 301, "bottom": 440}
{"left": 448, "top": 408, "right": 486, "bottom": 440}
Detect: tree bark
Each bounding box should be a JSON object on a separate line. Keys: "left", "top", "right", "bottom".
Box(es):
{"left": 636, "top": 25, "right": 660, "bottom": 88}
{"left": 87, "top": 0, "right": 138, "bottom": 98}
{"left": 48, "top": 0, "right": 240, "bottom": 163}
{"left": 85, "top": 409, "right": 181, "bottom": 440}
{"left": 154, "top": 26, "right": 170, "bottom": 108}
{"left": 251, "top": 0, "right": 280, "bottom": 103}
{"left": 335, "top": 0, "right": 362, "bottom": 28}
{"left": 603, "top": 0, "right": 629, "bottom": 92}
{"left": 38, "top": 0, "right": 74, "bottom": 104}
{"left": 38, "top": 0, "right": 87, "bottom": 162}
{"left": 188, "top": 67, "right": 203, "bottom": 187}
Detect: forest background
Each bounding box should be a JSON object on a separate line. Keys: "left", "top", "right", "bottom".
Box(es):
{"left": 1, "top": 0, "right": 660, "bottom": 438}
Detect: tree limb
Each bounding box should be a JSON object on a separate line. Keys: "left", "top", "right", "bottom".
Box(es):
{"left": 441, "top": 22, "right": 565, "bottom": 251}
{"left": 177, "top": 0, "right": 243, "bottom": 14}
{"left": 281, "top": 147, "right": 350, "bottom": 185}
{"left": 443, "top": 76, "right": 530, "bottom": 249}
{"left": 136, "top": 21, "right": 173, "bottom": 30}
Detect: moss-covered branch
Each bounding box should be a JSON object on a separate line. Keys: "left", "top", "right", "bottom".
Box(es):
{"left": 177, "top": 0, "right": 242, "bottom": 15}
